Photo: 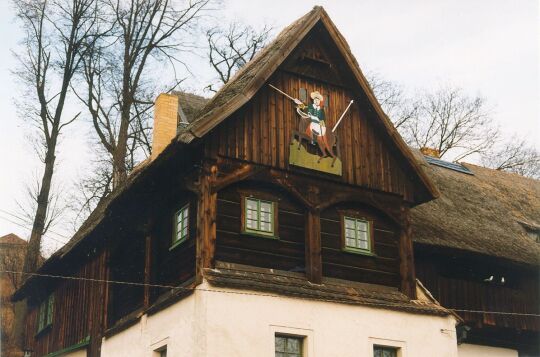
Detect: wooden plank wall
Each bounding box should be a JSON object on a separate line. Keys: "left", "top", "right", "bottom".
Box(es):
{"left": 108, "top": 233, "right": 145, "bottom": 326}
{"left": 25, "top": 251, "right": 107, "bottom": 357}
{"left": 204, "top": 70, "right": 415, "bottom": 201}
{"left": 416, "top": 260, "right": 540, "bottom": 331}
{"left": 151, "top": 196, "right": 197, "bottom": 300}
{"left": 215, "top": 183, "right": 306, "bottom": 271}
{"left": 320, "top": 204, "right": 400, "bottom": 287}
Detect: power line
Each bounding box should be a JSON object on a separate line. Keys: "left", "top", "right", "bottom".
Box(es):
{"left": 0, "top": 208, "right": 71, "bottom": 239}
{"left": 0, "top": 215, "right": 69, "bottom": 245}
{"left": 3, "top": 270, "right": 539, "bottom": 318}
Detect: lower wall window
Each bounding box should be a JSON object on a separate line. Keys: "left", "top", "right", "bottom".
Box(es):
{"left": 374, "top": 345, "right": 398, "bottom": 357}
{"left": 275, "top": 334, "right": 303, "bottom": 357}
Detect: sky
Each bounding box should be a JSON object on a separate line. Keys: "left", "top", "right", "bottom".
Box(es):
{"left": 0, "top": 0, "right": 538, "bottom": 254}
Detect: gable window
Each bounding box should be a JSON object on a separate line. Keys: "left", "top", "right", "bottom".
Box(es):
{"left": 299, "top": 88, "right": 308, "bottom": 103}
{"left": 343, "top": 216, "right": 373, "bottom": 254}
{"left": 37, "top": 293, "right": 54, "bottom": 333}
{"left": 275, "top": 334, "right": 303, "bottom": 357}
{"left": 373, "top": 345, "right": 399, "bottom": 357}
{"left": 243, "top": 197, "right": 276, "bottom": 237}
{"left": 172, "top": 204, "right": 189, "bottom": 247}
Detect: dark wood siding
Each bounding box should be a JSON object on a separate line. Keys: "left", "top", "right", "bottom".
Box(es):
{"left": 416, "top": 253, "right": 540, "bottom": 332}
{"left": 204, "top": 70, "right": 415, "bottom": 201}
{"left": 321, "top": 203, "right": 400, "bottom": 287}
{"left": 25, "top": 251, "right": 107, "bottom": 357}
{"left": 215, "top": 182, "right": 306, "bottom": 271}
{"left": 151, "top": 194, "right": 197, "bottom": 300}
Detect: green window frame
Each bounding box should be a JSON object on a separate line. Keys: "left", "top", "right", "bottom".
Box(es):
{"left": 374, "top": 345, "right": 398, "bottom": 357}
{"left": 172, "top": 204, "right": 189, "bottom": 248}
{"left": 37, "top": 293, "right": 54, "bottom": 333}
{"left": 343, "top": 216, "right": 372, "bottom": 254}
{"left": 275, "top": 334, "right": 303, "bottom": 357}
{"left": 243, "top": 197, "right": 276, "bottom": 237}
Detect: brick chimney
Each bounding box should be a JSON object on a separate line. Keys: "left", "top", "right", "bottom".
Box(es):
{"left": 151, "top": 93, "right": 179, "bottom": 161}
{"left": 420, "top": 147, "right": 441, "bottom": 158}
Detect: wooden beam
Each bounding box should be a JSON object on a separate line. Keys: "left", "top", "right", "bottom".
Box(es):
{"left": 212, "top": 163, "right": 261, "bottom": 193}
{"left": 196, "top": 162, "right": 218, "bottom": 283}
{"left": 399, "top": 205, "right": 417, "bottom": 299}
{"left": 143, "top": 234, "right": 152, "bottom": 308}
{"left": 305, "top": 209, "right": 322, "bottom": 284}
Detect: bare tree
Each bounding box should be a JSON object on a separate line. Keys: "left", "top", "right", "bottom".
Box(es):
{"left": 482, "top": 137, "right": 540, "bottom": 178}
{"left": 13, "top": 0, "right": 98, "bottom": 274}
{"left": 367, "top": 72, "right": 418, "bottom": 129}
{"left": 401, "top": 86, "right": 498, "bottom": 161}
{"left": 205, "top": 22, "right": 272, "bottom": 92}
{"left": 76, "top": 0, "right": 211, "bottom": 195}
{"left": 11, "top": 0, "right": 98, "bottom": 346}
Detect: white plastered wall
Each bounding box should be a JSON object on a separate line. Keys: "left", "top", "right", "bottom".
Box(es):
{"left": 101, "top": 281, "right": 459, "bottom": 357}
{"left": 59, "top": 349, "right": 88, "bottom": 357}
{"left": 458, "top": 343, "right": 518, "bottom": 357}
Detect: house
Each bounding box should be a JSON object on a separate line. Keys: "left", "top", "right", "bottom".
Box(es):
{"left": 1, "top": 233, "right": 29, "bottom": 357}
{"left": 410, "top": 155, "right": 540, "bottom": 356}
{"left": 11, "top": 6, "right": 538, "bottom": 357}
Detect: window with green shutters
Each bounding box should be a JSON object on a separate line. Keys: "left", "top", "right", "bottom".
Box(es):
{"left": 373, "top": 345, "right": 398, "bottom": 357}
{"left": 275, "top": 334, "right": 303, "bottom": 357}
{"left": 172, "top": 204, "right": 189, "bottom": 247}
{"left": 343, "top": 216, "right": 372, "bottom": 254}
{"left": 244, "top": 197, "right": 276, "bottom": 237}
{"left": 37, "top": 293, "right": 54, "bottom": 333}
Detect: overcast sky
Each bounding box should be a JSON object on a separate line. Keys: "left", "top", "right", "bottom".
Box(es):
{"left": 0, "top": 0, "right": 538, "bottom": 253}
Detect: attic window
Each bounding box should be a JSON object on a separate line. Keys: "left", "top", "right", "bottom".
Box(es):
{"left": 299, "top": 88, "right": 307, "bottom": 103}
{"left": 243, "top": 197, "right": 276, "bottom": 238}
{"left": 424, "top": 156, "right": 474, "bottom": 175}
{"left": 519, "top": 221, "right": 540, "bottom": 243}
{"left": 342, "top": 216, "right": 373, "bottom": 254}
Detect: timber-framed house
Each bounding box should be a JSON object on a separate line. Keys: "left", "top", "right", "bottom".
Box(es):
{"left": 12, "top": 6, "right": 539, "bottom": 357}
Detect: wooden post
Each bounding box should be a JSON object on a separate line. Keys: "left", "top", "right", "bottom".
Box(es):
{"left": 399, "top": 204, "right": 417, "bottom": 299}
{"left": 143, "top": 234, "right": 152, "bottom": 308}
{"left": 196, "top": 162, "right": 218, "bottom": 283}
{"left": 305, "top": 209, "right": 322, "bottom": 284}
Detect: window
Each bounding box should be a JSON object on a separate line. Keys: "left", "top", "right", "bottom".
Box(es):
{"left": 37, "top": 293, "right": 54, "bottom": 333}
{"left": 299, "top": 88, "right": 308, "bottom": 103}
{"left": 159, "top": 348, "right": 167, "bottom": 357}
{"left": 374, "top": 345, "right": 398, "bottom": 357}
{"left": 244, "top": 197, "right": 276, "bottom": 237}
{"left": 275, "top": 334, "right": 303, "bottom": 357}
{"left": 172, "top": 204, "right": 189, "bottom": 247}
{"left": 343, "top": 216, "right": 372, "bottom": 253}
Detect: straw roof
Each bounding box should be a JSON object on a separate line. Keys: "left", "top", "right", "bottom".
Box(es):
{"left": 411, "top": 153, "right": 540, "bottom": 266}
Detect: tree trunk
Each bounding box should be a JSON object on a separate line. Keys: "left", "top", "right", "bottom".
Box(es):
{"left": 13, "top": 141, "right": 57, "bottom": 351}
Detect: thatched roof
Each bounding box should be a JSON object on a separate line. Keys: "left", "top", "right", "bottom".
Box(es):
{"left": 411, "top": 153, "right": 540, "bottom": 266}
{"left": 173, "top": 91, "right": 209, "bottom": 123}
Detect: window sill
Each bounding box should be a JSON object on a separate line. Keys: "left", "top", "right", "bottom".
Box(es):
{"left": 169, "top": 239, "right": 187, "bottom": 251}
{"left": 241, "top": 230, "right": 279, "bottom": 240}
{"left": 342, "top": 247, "right": 376, "bottom": 257}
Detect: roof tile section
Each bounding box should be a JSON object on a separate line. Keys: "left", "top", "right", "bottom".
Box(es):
{"left": 412, "top": 153, "right": 540, "bottom": 266}
{"left": 205, "top": 262, "right": 451, "bottom": 316}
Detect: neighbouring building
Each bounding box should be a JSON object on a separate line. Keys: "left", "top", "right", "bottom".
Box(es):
{"left": 1, "top": 233, "right": 28, "bottom": 357}
{"left": 12, "top": 6, "right": 539, "bottom": 357}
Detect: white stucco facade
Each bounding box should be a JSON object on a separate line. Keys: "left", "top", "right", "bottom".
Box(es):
{"left": 101, "top": 281, "right": 459, "bottom": 357}
{"left": 61, "top": 348, "right": 88, "bottom": 357}
{"left": 457, "top": 343, "right": 518, "bottom": 357}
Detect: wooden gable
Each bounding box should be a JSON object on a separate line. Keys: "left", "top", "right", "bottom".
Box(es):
{"left": 194, "top": 7, "right": 437, "bottom": 204}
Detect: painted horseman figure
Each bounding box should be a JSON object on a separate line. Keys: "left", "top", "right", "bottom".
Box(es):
{"left": 269, "top": 83, "right": 353, "bottom": 174}
{"left": 294, "top": 91, "right": 326, "bottom": 145}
